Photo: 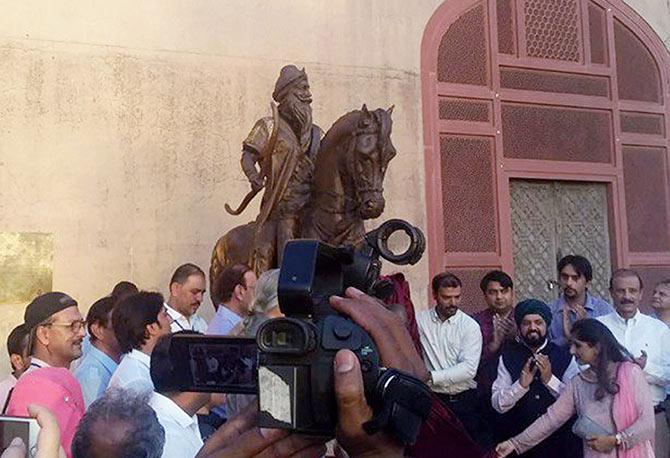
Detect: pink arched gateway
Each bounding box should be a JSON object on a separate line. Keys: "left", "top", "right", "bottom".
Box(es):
{"left": 421, "top": 0, "right": 670, "bottom": 311}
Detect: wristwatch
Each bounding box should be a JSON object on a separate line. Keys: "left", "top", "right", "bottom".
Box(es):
{"left": 614, "top": 433, "right": 623, "bottom": 447}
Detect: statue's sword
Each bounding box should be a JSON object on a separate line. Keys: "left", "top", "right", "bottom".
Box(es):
{"left": 224, "top": 102, "right": 280, "bottom": 215}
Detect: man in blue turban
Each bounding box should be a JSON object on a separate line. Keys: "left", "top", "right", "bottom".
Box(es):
{"left": 514, "top": 299, "right": 553, "bottom": 329}
{"left": 490, "top": 299, "right": 582, "bottom": 458}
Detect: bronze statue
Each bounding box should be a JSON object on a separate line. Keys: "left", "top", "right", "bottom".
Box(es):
{"left": 210, "top": 66, "right": 397, "bottom": 305}
{"left": 241, "top": 65, "right": 323, "bottom": 274}
{"left": 301, "top": 104, "right": 396, "bottom": 244}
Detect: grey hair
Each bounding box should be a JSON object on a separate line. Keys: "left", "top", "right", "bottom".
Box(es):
{"left": 72, "top": 389, "right": 165, "bottom": 458}
{"left": 253, "top": 269, "right": 280, "bottom": 314}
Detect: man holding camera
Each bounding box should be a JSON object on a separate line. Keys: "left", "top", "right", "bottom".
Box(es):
{"left": 69, "top": 287, "right": 482, "bottom": 458}
{"left": 193, "top": 287, "right": 483, "bottom": 458}
{"left": 491, "top": 299, "right": 580, "bottom": 458}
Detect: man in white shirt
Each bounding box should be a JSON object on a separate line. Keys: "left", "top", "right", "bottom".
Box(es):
{"left": 491, "top": 299, "right": 581, "bottom": 457}
{"left": 165, "top": 264, "right": 208, "bottom": 333}
{"left": 149, "top": 333, "right": 210, "bottom": 458}
{"left": 416, "top": 272, "right": 484, "bottom": 444}
{"left": 207, "top": 264, "right": 257, "bottom": 336}
{"left": 108, "top": 292, "right": 172, "bottom": 395}
{"left": 650, "top": 279, "right": 670, "bottom": 434}
{"left": 598, "top": 268, "right": 670, "bottom": 458}
{"left": 650, "top": 278, "right": 670, "bottom": 326}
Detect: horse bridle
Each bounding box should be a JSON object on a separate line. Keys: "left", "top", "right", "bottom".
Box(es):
{"left": 349, "top": 110, "right": 389, "bottom": 195}
{"left": 315, "top": 109, "right": 390, "bottom": 214}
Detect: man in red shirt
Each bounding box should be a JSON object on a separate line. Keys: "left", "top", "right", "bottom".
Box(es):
{"left": 473, "top": 270, "right": 516, "bottom": 445}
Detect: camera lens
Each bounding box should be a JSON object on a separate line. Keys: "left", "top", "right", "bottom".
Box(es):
{"left": 369, "top": 219, "right": 425, "bottom": 266}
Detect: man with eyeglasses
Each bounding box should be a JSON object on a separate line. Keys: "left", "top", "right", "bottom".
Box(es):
{"left": 23, "top": 291, "right": 86, "bottom": 373}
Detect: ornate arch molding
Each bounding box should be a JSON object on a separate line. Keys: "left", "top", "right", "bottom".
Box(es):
{"left": 421, "top": 0, "right": 670, "bottom": 306}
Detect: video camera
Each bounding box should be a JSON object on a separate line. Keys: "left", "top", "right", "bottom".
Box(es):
{"left": 170, "top": 219, "right": 432, "bottom": 445}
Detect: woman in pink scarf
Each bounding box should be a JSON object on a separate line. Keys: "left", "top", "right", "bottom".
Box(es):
{"left": 496, "top": 319, "right": 655, "bottom": 457}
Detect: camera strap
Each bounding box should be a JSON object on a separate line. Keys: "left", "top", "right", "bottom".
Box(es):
{"left": 363, "top": 368, "right": 432, "bottom": 446}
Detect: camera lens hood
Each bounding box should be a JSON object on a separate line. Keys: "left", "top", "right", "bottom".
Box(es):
{"left": 367, "top": 219, "right": 425, "bottom": 266}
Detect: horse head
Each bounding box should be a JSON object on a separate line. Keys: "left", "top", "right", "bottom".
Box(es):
{"left": 346, "top": 104, "right": 397, "bottom": 219}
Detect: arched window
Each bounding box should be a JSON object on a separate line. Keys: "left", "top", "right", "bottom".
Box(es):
{"left": 421, "top": 0, "right": 670, "bottom": 309}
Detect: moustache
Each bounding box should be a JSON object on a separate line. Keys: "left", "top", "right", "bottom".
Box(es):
{"left": 620, "top": 299, "right": 635, "bottom": 305}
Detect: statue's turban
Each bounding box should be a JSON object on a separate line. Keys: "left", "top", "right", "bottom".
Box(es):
{"left": 273, "top": 65, "right": 308, "bottom": 102}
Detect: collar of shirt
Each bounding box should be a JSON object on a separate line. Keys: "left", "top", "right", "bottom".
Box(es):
{"left": 474, "top": 307, "right": 495, "bottom": 321}
{"left": 87, "top": 344, "right": 119, "bottom": 374}
{"left": 128, "top": 349, "right": 151, "bottom": 368}
{"left": 556, "top": 292, "right": 597, "bottom": 312}
{"left": 165, "top": 303, "right": 190, "bottom": 329}
{"left": 22, "top": 357, "right": 51, "bottom": 377}
{"left": 216, "top": 305, "right": 242, "bottom": 325}
{"left": 28, "top": 357, "right": 51, "bottom": 369}
{"left": 430, "top": 307, "right": 463, "bottom": 325}
{"left": 150, "top": 392, "right": 199, "bottom": 430}
{"left": 611, "top": 308, "right": 641, "bottom": 326}
{"left": 516, "top": 337, "right": 549, "bottom": 353}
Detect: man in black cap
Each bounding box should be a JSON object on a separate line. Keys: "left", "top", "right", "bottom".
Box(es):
{"left": 240, "top": 65, "right": 323, "bottom": 272}
{"left": 23, "top": 291, "right": 86, "bottom": 371}
{"left": 490, "top": 299, "right": 581, "bottom": 457}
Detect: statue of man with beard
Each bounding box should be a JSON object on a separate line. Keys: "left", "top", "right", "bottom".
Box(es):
{"left": 240, "top": 65, "right": 323, "bottom": 273}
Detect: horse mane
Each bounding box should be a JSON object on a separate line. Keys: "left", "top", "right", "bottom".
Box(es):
{"left": 320, "top": 110, "right": 362, "bottom": 153}
{"left": 320, "top": 107, "right": 393, "bottom": 155}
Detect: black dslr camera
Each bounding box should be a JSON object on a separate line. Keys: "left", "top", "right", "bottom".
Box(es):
{"left": 170, "top": 219, "right": 432, "bottom": 445}
{"left": 255, "top": 219, "right": 432, "bottom": 443}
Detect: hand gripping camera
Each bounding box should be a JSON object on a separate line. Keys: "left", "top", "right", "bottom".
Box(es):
{"left": 256, "top": 219, "right": 432, "bottom": 444}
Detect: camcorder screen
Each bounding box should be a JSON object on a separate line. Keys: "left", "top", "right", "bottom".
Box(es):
{"left": 0, "top": 417, "right": 32, "bottom": 454}
{"left": 171, "top": 335, "right": 258, "bottom": 394}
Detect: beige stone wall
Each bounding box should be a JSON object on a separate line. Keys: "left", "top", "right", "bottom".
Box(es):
{"left": 0, "top": 0, "right": 668, "bottom": 378}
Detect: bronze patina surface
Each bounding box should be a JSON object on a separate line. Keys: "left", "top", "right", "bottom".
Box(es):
{"left": 210, "top": 66, "right": 397, "bottom": 305}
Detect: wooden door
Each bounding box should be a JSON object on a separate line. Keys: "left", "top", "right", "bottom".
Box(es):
{"left": 510, "top": 180, "right": 612, "bottom": 303}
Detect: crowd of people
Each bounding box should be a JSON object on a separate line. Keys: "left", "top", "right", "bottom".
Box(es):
{"left": 0, "top": 254, "right": 669, "bottom": 458}
{"left": 415, "top": 255, "right": 669, "bottom": 458}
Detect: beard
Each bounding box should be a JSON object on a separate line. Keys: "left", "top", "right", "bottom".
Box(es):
{"left": 521, "top": 331, "right": 545, "bottom": 348}
{"left": 279, "top": 92, "right": 313, "bottom": 151}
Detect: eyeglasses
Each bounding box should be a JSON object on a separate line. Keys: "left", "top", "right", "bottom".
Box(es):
{"left": 44, "top": 319, "right": 86, "bottom": 333}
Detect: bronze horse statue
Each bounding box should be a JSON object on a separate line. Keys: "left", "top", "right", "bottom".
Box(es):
{"left": 210, "top": 104, "right": 396, "bottom": 304}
